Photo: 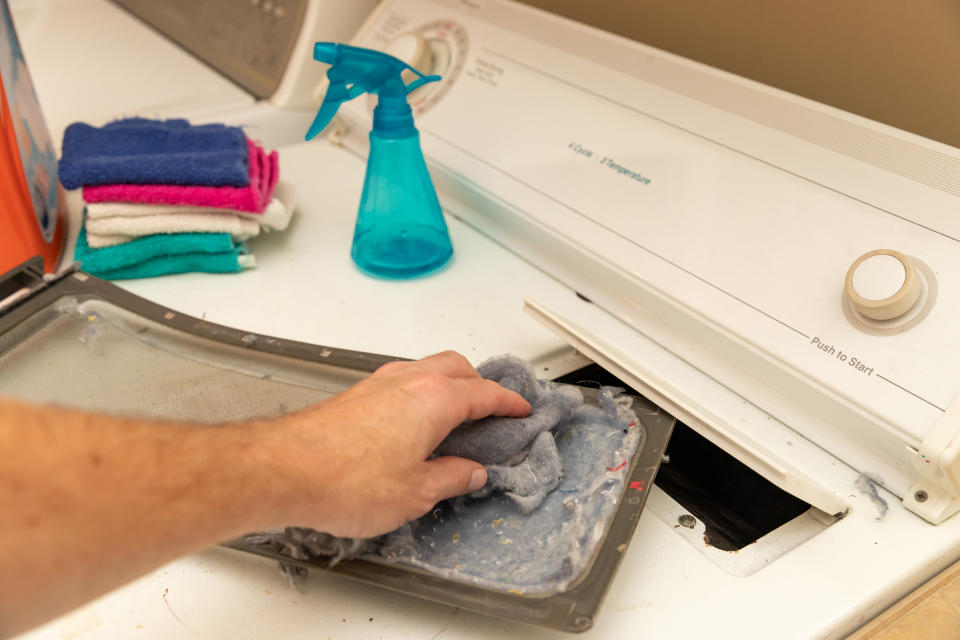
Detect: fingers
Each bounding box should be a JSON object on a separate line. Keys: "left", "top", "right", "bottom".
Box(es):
{"left": 422, "top": 457, "right": 488, "bottom": 504}
{"left": 374, "top": 351, "right": 531, "bottom": 443}
{"left": 419, "top": 351, "right": 480, "bottom": 378}
{"left": 450, "top": 377, "right": 531, "bottom": 423}
{"left": 375, "top": 351, "right": 480, "bottom": 380}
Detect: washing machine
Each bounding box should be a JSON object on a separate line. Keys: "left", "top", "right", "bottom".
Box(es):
{"left": 10, "top": 0, "right": 377, "bottom": 149}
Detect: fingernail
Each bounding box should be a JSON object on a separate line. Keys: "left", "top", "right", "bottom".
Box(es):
{"left": 469, "top": 468, "right": 487, "bottom": 492}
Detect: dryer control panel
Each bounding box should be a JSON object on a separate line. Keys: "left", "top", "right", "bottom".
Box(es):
{"left": 335, "top": 0, "right": 960, "bottom": 522}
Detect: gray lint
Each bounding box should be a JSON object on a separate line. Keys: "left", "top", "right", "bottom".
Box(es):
{"left": 245, "top": 354, "right": 644, "bottom": 595}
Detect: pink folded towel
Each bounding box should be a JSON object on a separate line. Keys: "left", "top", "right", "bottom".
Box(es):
{"left": 82, "top": 139, "right": 279, "bottom": 213}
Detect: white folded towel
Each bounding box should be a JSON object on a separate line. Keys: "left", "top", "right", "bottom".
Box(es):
{"left": 84, "top": 182, "right": 298, "bottom": 248}
{"left": 85, "top": 213, "right": 261, "bottom": 248}
{"left": 85, "top": 181, "right": 297, "bottom": 233}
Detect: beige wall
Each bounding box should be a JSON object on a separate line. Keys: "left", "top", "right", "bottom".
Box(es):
{"left": 516, "top": 0, "right": 960, "bottom": 148}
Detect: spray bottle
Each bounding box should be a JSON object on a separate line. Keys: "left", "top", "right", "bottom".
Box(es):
{"left": 306, "top": 42, "right": 452, "bottom": 279}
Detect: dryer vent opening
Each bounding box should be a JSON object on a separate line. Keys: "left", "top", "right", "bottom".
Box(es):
{"left": 655, "top": 422, "right": 810, "bottom": 550}
{"left": 553, "top": 364, "right": 811, "bottom": 551}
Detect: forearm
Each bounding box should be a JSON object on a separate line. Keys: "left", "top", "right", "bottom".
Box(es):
{"left": 0, "top": 351, "right": 529, "bottom": 637}
{"left": 0, "top": 398, "right": 285, "bottom": 638}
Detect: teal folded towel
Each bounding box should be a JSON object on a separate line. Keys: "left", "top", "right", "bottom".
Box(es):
{"left": 74, "top": 226, "right": 253, "bottom": 280}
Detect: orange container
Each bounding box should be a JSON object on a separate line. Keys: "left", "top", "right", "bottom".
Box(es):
{"left": 0, "top": 0, "right": 66, "bottom": 274}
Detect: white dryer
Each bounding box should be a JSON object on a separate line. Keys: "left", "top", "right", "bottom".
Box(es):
{"left": 7, "top": 1, "right": 960, "bottom": 638}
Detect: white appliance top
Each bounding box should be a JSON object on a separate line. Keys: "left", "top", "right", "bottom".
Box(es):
{"left": 18, "top": 137, "right": 960, "bottom": 640}
{"left": 332, "top": 0, "right": 960, "bottom": 523}
{"left": 10, "top": 0, "right": 254, "bottom": 147}
{"left": 11, "top": 0, "right": 379, "bottom": 154}
{"left": 108, "top": 142, "right": 580, "bottom": 368}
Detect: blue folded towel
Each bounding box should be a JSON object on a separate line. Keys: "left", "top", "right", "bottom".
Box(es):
{"left": 74, "top": 226, "right": 250, "bottom": 280}
{"left": 59, "top": 118, "right": 249, "bottom": 189}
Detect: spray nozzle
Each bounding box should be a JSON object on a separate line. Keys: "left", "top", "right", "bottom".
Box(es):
{"left": 305, "top": 43, "right": 441, "bottom": 141}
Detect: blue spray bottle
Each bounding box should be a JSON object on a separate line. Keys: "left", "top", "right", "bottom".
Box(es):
{"left": 305, "top": 43, "right": 452, "bottom": 279}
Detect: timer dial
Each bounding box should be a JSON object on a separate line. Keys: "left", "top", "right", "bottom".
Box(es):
{"left": 379, "top": 20, "right": 469, "bottom": 116}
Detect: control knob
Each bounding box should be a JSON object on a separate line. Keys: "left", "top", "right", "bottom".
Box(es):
{"left": 845, "top": 249, "right": 922, "bottom": 320}
{"left": 385, "top": 32, "right": 435, "bottom": 78}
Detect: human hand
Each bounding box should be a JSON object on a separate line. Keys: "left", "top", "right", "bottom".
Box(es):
{"left": 0, "top": 352, "right": 528, "bottom": 635}
{"left": 257, "top": 351, "right": 532, "bottom": 539}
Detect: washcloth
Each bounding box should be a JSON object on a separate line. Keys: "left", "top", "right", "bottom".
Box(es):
{"left": 74, "top": 226, "right": 254, "bottom": 280}
{"left": 85, "top": 211, "right": 261, "bottom": 248}
{"left": 83, "top": 139, "right": 279, "bottom": 213}
{"left": 59, "top": 118, "right": 249, "bottom": 189}
{"left": 85, "top": 181, "right": 297, "bottom": 232}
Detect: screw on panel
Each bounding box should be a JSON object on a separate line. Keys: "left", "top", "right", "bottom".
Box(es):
{"left": 678, "top": 514, "right": 696, "bottom": 528}
{"left": 915, "top": 490, "right": 929, "bottom": 503}
{"left": 571, "top": 615, "right": 593, "bottom": 631}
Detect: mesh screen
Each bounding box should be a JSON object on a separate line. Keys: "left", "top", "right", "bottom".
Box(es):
{"left": 0, "top": 296, "right": 364, "bottom": 423}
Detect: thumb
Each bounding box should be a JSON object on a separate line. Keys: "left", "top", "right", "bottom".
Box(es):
{"left": 423, "top": 456, "right": 488, "bottom": 502}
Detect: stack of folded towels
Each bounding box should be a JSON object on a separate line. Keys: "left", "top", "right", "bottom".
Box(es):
{"left": 58, "top": 118, "right": 293, "bottom": 280}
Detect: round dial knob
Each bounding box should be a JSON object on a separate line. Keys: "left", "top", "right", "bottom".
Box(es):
{"left": 845, "top": 249, "right": 922, "bottom": 320}
{"left": 385, "top": 32, "right": 435, "bottom": 77}
{"left": 368, "top": 21, "right": 469, "bottom": 118}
